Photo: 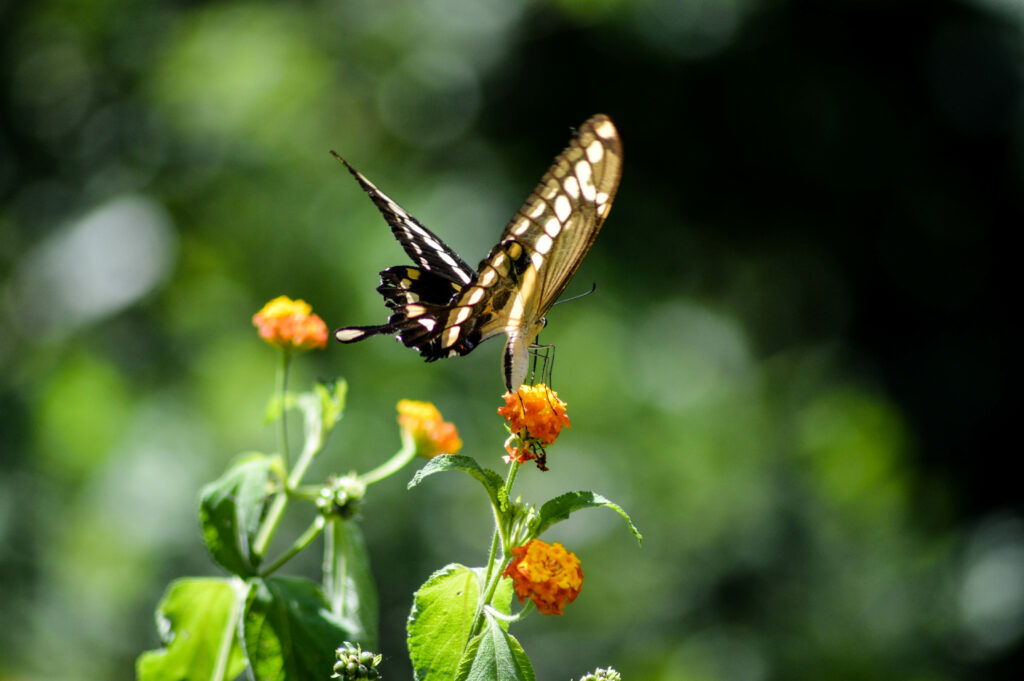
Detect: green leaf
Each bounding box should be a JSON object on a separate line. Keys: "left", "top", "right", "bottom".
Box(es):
{"left": 200, "top": 453, "right": 282, "bottom": 575}
{"left": 316, "top": 379, "right": 347, "bottom": 433}
{"left": 323, "top": 518, "right": 379, "bottom": 649}
{"left": 454, "top": 614, "right": 535, "bottom": 681}
{"left": 407, "top": 564, "right": 485, "bottom": 681}
{"left": 536, "top": 491, "right": 642, "bottom": 545}
{"left": 408, "top": 454, "right": 504, "bottom": 507}
{"left": 137, "top": 577, "right": 247, "bottom": 681}
{"left": 242, "top": 576, "right": 353, "bottom": 681}
{"left": 294, "top": 379, "right": 347, "bottom": 466}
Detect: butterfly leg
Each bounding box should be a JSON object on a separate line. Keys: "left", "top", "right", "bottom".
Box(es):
{"left": 527, "top": 342, "right": 556, "bottom": 390}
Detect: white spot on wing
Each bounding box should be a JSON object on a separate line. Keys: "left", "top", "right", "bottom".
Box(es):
{"left": 564, "top": 176, "right": 580, "bottom": 199}
{"left": 335, "top": 328, "right": 365, "bottom": 341}
{"left": 467, "top": 287, "right": 485, "bottom": 305}
{"left": 594, "top": 119, "right": 616, "bottom": 139}
{"left": 418, "top": 318, "right": 436, "bottom": 331}
{"left": 576, "top": 161, "right": 596, "bottom": 201}
{"left": 437, "top": 251, "right": 471, "bottom": 283}
{"left": 531, "top": 252, "right": 545, "bottom": 270}
{"left": 512, "top": 219, "right": 530, "bottom": 236}
{"left": 554, "top": 195, "right": 571, "bottom": 222}
{"left": 536, "top": 234, "right": 553, "bottom": 254}
{"left": 479, "top": 268, "right": 497, "bottom": 286}
{"left": 442, "top": 326, "right": 460, "bottom": 348}
{"left": 586, "top": 140, "right": 604, "bottom": 163}
{"left": 544, "top": 217, "right": 561, "bottom": 237}
{"left": 529, "top": 202, "right": 545, "bottom": 218}
{"left": 454, "top": 307, "right": 472, "bottom": 324}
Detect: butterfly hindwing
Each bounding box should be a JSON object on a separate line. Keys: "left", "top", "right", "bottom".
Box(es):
{"left": 334, "top": 115, "right": 623, "bottom": 391}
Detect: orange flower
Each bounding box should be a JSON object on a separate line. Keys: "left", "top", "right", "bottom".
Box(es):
{"left": 498, "top": 384, "right": 569, "bottom": 470}
{"left": 502, "top": 539, "right": 583, "bottom": 616}
{"left": 253, "top": 296, "right": 328, "bottom": 351}
{"left": 498, "top": 384, "right": 570, "bottom": 446}
{"left": 397, "top": 400, "right": 462, "bottom": 458}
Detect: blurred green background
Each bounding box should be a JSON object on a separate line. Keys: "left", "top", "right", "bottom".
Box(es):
{"left": 1, "top": 0, "right": 1021, "bottom": 679}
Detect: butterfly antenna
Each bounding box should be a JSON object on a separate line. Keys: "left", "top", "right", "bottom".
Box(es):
{"left": 551, "top": 282, "right": 597, "bottom": 308}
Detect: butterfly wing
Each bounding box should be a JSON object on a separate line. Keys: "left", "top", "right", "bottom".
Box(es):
{"left": 331, "top": 152, "right": 475, "bottom": 285}
{"left": 414, "top": 114, "right": 623, "bottom": 389}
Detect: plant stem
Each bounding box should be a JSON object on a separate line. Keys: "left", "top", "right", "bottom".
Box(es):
{"left": 277, "top": 350, "right": 292, "bottom": 467}
{"left": 252, "top": 350, "right": 294, "bottom": 558}
{"left": 260, "top": 515, "right": 326, "bottom": 577}
{"left": 469, "top": 460, "right": 521, "bottom": 639}
{"left": 359, "top": 432, "right": 417, "bottom": 485}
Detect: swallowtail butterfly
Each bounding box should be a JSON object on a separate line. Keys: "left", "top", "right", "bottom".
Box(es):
{"left": 334, "top": 114, "right": 622, "bottom": 391}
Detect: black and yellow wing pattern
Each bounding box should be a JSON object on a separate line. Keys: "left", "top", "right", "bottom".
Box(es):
{"left": 335, "top": 114, "right": 623, "bottom": 391}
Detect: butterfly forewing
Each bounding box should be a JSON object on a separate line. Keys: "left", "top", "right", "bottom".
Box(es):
{"left": 331, "top": 151, "right": 475, "bottom": 285}
{"left": 501, "top": 115, "right": 623, "bottom": 313}
{"left": 429, "top": 115, "right": 623, "bottom": 377}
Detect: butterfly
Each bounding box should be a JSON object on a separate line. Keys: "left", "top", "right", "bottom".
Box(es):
{"left": 334, "top": 114, "right": 622, "bottom": 392}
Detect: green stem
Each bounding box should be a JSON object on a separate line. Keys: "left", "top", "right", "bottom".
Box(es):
{"left": 484, "top": 601, "right": 533, "bottom": 624}
{"left": 253, "top": 493, "right": 286, "bottom": 557}
{"left": 277, "top": 350, "right": 292, "bottom": 467}
{"left": 213, "top": 578, "right": 248, "bottom": 681}
{"left": 359, "top": 432, "right": 417, "bottom": 485}
{"left": 252, "top": 350, "right": 294, "bottom": 557}
{"left": 260, "top": 515, "right": 326, "bottom": 577}
{"left": 469, "top": 459, "right": 521, "bottom": 639}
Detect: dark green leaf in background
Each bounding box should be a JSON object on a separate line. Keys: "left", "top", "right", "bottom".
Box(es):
{"left": 199, "top": 453, "right": 282, "bottom": 575}
{"left": 323, "top": 518, "right": 379, "bottom": 649}
{"left": 242, "top": 576, "right": 354, "bottom": 681}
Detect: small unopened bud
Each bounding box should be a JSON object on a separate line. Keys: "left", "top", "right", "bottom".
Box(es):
{"left": 332, "top": 641, "right": 382, "bottom": 680}
{"left": 317, "top": 475, "right": 366, "bottom": 519}
{"left": 578, "top": 668, "right": 621, "bottom": 681}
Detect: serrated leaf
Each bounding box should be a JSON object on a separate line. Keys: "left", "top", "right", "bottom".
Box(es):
{"left": 454, "top": 614, "right": 535, "bottom": 681}
{"left": 536, "top": 491, "right": 642, "bottom": 544}
{"left": 323, "top": 519, "right": 378, "bottom": 649}
{"left": 407, "top": 455, "right": 504, "bottom": 507}
{"left": 407, "top": 564, "right": 486, "bottom": 681}
{"left": 200, "top": 453, "right": 280, "bottom": 575}
{"left": 136, "top": 577, "right": 247, "bottom": 681}
{"left": 242, "top": 576, "right": 353, "bottom": 681}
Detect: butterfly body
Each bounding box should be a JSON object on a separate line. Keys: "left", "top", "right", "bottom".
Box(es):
{"left": 335, "top": 114, "right": 622, "bottom": 391}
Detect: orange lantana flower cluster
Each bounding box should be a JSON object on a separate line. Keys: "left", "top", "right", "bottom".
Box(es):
{"left": 397, "top": 400, "right": 462, "bottom": 458}
{"left": 497, "top": 384, "right": 570, "bottom": 470}
{"left": 252, "top": 296, "right": 328, "bottom": 352}
{"left": 502, "top": 539, "right": 583, "bottom": 616}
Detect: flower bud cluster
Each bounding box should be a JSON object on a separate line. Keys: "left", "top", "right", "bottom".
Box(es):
{"left": 332, "top": 641, "right": 382, "bottom": 681}
{"left": 317, "top": 474, "right": 366, "bottom": 519}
